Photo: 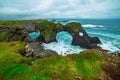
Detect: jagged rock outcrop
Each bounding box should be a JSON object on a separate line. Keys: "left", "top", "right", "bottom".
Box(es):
{"left": 38, "top": 20, "right": 64, "bottom": 43}
{"left": 25, "top": 41, "right": 58, "bottom": 58}
{"left": 0, "top": 20, "right": 101, "bottom": 58}
{"left": 64, "top": 22, "right": 101, "bottom": 49}
{"left": 0, "top": 26, "right": 26, "bottom": 42}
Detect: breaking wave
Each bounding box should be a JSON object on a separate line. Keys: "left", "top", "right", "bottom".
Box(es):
{"left": 98, "top": 39, "right": 120, "bottom": 54}
{"left": 82, "top": 24, "right": 104, "bottom": 28}
{"left": 42, "top": 31, "right": 84, "bottom": 55}
{"left": 42, "top": 42, "right": 84, "bottom": 55}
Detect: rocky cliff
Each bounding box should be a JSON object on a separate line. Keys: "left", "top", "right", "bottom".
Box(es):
{"left": 0, "top": 20, "right": 101, "bottom": 58}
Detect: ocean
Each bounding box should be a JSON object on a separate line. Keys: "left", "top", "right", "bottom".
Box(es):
{"left": 43, "top": 19, "right": 120, "bottom": 55}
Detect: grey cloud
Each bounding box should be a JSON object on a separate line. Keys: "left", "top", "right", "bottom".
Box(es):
{"left": 0, "top": 0, "right": 120, "bottom": 19}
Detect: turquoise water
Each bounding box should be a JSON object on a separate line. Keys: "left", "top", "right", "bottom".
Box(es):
{"left": 29, "top": 31, "right": 40, "bottom": 39}
{"left": 43, "top": 31, "right": 84, "bottom": 55}
{"left": 48, "top": 19, "right": 120, "bottom": 53}
{"left": 56, "top": 31, "right": 73, "bottom": 44}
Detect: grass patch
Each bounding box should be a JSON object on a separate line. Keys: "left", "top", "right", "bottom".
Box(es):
{"left": 0, "top": 42, "right": 108, "bottom": 80}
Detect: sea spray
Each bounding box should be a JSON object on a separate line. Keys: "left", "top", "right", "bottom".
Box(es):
{"left": 82, "top": 24, "right": 104, "bottom": 28}
{"left": 98, "top": 39, "right": 120, "bottom": 54}
{"left": 42, "top": 31, "right": 84, "bottom": 55}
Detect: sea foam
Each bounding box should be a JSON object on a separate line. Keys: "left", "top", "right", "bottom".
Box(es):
{"left": 42, "top": 42, "right": 84, "bottom": 55}
{"left": 98, "top": 40, "right": 120, "bottom": 54}
{"left": 42, "top": 31, "right": 84, "bottom": 55}
{"left": 82, "top": 24, "right": 104, "bottom": 28}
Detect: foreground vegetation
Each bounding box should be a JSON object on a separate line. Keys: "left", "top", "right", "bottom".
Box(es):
{"left": 0, "top": 20, "right": 119, "bottom": 80}
{"left": 0, "top": 41, "right": 111, "bottom": 80}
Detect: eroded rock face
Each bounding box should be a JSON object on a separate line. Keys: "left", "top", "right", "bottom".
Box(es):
{"left": 0, "top": 26, "right": 27, "bottom": 42}
{"left": 64, "top": 22, "right": 101, "bottom": 49}
{"left": 0, "top": 20, "right": 101, "bottom": 58}
{"left": 25, "top": 42, "right": 58, "bottom": 58}
{"left": 38, "top": 20, "right": 64, "bottom": 43}
{"left": 0, "top": 20, "right": 101, "bottom": 48}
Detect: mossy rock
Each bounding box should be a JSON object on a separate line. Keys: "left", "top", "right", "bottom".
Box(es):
{"left": 65, "top": 22, "right": 83, "bottom": 33}
{"left": 0, "top": 20, "right": 85, "bottom": 43}
{"left": 38, "top": 20, "right": 64, "bottom": 42}
{"left": 0, "top": 20, "right": 42, "bottom": 28}
{"left": 0, "top": 31, "right": 10, "bottom": 42}
{"left": 55, "top": 23, "right": 64, "bottom": 32}
{"left": 12, "top": 29, "right": 25, "bottom": 41}
{"left": 38, "top": 20, "right": 56, "bottom": 31}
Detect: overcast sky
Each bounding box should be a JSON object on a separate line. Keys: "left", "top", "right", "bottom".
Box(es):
{"left": 0, "top": 0, "right": 120, "bottom": 19}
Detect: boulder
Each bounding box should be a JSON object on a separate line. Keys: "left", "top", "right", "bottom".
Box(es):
{"left": 34, "top": 50, "right": 58, "bottom": 59}
{"left": 25, "top": 41, "right": 58, "bottom": 59}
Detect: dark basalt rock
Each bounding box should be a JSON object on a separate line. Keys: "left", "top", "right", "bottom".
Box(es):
{"left": 0, "top": 20, "right": 101, "bottom": 58}
{"left": 0, "top": 20, "right": 101, "bottom": 49}
{"left": 72, "top": 32, "right": 91, "bottom": 49}
{"left": 89, "top": 37, "right": 101, "bottom": 44}
{"left": 72, "top": 32, "right": 101, "bottom": 49}
{"left": 64, "top": 22, "right": 101, "bottom": 49}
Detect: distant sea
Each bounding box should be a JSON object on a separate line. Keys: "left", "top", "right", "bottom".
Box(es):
{"left": 47, "top": 19, "right": 120, "bottom": 54}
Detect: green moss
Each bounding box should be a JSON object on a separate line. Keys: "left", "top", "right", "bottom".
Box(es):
{"left": 0, "top": 19, "right": 110, "bottom": 80}
{"left": 0, "top": 20, "right": 41, "bottom": 28}
{"left": 0, "top": 31, "right": 9, "bottom": 42}
{"left": 38, "top": 20, "right": 59, "bottom": 39}
{"left": 40, "top": 30, "right": 51, "bottom": 39}
{"left": 31, "top": 75, "right": 52, "bottom": 80}
{"left": 31, "top": 52, "right": 106, "bottom": 80}
{"left": 0, "top": 64, "right": 32, "bottom": 80}
{"left": 56, "top": 23, "right": 64, "bottom": 31}
{"left": 0, "top": 41, "right": 108, "bottom": 80}
{"left": 65, "top": 22, "right": 82, "bottom": 33}
{"left": 12, "top": 30, "right": 25, "bottom": 41}
{"left": 0, "top": 42, "right": 52, "bottom": 80}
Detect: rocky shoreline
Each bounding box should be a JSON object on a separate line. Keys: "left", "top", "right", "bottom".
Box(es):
{"left": 0, "top": 20, "right": 120, "bottom": 80}
{"left": 0, "top": 20, "right": 102, "bottom": 58}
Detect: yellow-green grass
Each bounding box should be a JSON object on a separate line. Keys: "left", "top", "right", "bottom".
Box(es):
{"left": 0, "top": 41, "right": 108, "bottom": 80}
{"left": 0, "top": 42, "right": 51, "bottom": 80}
{"left": 0, "top": 20, "right": 41, "bottom": 27}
